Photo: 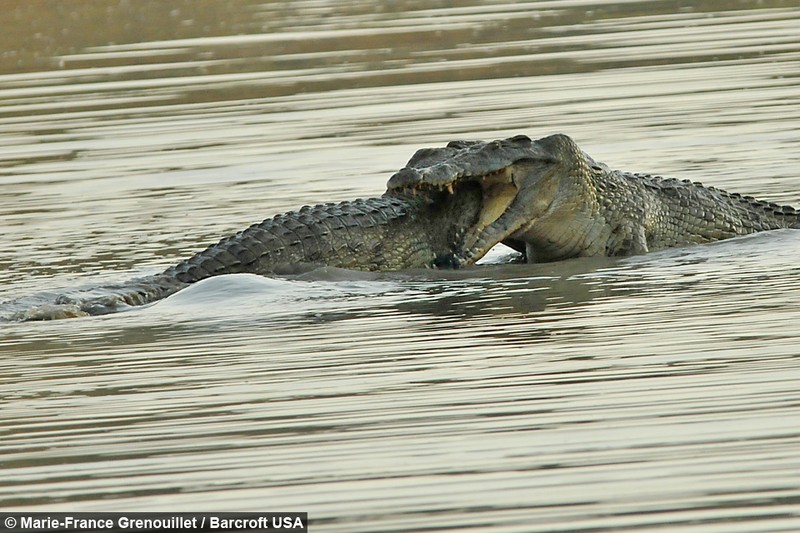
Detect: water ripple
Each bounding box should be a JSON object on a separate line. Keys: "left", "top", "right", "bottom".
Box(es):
{"left": 3, "top": 1, "right": 800, "bottom": 531}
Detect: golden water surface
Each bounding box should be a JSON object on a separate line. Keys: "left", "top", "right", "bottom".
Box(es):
{"left": 2, "top": 1, "right": 800, "bottom": 531}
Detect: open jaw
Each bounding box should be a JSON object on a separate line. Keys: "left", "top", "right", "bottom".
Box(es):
{"left": 453, "top": 166, "right": 525, "bottom": 262}
{"left": 385, "top": 134, "right": 561, "bottom": 267}
{"left": 387, "top": 163, "right": 537, "bottom": 267}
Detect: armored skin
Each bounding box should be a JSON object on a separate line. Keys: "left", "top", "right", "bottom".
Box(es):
{"left": 514, "top": 134, "right": 800, "bottom": 263}
{"left": 13, "top": 155, "right": 529, "bottom": 319}
{"left": 10, "top": 133, "right": 798, "bottom": 320}
{"left": 389, "top": 133, "right": 800, "bottom": 265}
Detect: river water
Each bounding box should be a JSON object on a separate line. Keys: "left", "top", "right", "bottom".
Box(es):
{"left": 2, "top": 1, "right": 800, "bottom": 531}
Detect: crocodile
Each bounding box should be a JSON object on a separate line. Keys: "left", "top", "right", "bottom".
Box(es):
{"left": 390, "top": 133, "right": 800, "bottom": 265}
{"left": 9, "top": 135, "right": 552, "bottom": 320}
{"left": 10, "top": 133, "right": 797, "bottom": 320}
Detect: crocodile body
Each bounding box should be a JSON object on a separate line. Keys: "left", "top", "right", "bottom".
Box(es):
{"left": 511, "top": 134, "right": 800, "bottom": 263}
{"left": 12, "top": 156, "right": 533, "bottom": 320}
{"left": 16, "top": 190, "right": 486, "bottom": 319}
{"left": 388, "top": 133, "right": 800, "bottom": 264}
{"left": 11, "top": 133, "right": 797, "bottom": 320}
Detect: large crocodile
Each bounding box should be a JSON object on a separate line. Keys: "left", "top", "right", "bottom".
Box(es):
{"left": 9, "top": 135, "right": 552, "bottom": 320}
{"left": 9, "top": 133, "right": 798, "bottom": 320}
{"left": 391, "top": 133, "right": 800, "bottom": 265}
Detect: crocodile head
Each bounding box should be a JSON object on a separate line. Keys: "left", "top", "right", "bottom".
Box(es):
{"left": 386, "top": 133, "right": 580, "bottom": 266}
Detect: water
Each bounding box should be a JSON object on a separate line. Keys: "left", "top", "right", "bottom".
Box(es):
{"left": 3, "top": 1, "right": 800, "bottom": 530}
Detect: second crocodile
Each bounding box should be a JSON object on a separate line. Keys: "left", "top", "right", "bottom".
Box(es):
{"left": 389, "top": 133, "right": 800, "bottom": 264}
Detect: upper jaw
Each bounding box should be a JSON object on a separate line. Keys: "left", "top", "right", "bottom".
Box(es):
{"left": 385, "top": 134, "right": 549, "bottom": 192}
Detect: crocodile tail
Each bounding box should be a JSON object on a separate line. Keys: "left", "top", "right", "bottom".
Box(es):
{"left": 73, "top": 274, "right": 188, "bottom": 316}
{"left": 11, "top": 274, "right": 187, "bottom": 321}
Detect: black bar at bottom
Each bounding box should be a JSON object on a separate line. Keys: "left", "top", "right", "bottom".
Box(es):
{"left": 1, "top": 513, "right": 307, "bottom": 533}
